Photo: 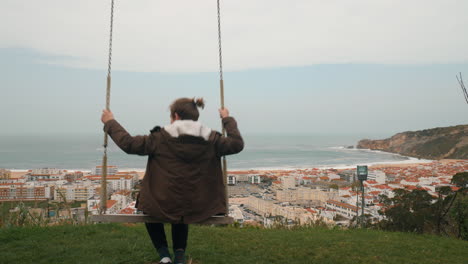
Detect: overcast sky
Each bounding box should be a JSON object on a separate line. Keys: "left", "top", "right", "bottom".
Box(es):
{"left": 1, "top": 0, "right": 468, "bottom": 137}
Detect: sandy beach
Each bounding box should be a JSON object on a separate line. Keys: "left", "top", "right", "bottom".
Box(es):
{"left": 369, "top": 159, "right": 465, "bottom": 169}
{"left": 5, "top": 159, "right": 466, "bottom": 180}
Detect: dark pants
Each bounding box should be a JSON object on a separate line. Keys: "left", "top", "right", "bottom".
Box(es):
{"left": 145, "top": 223, "right": 189, "bottom": 251}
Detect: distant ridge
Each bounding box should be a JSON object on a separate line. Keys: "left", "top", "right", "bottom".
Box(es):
{"left": 357, "top": 124, "right": 468, "bottom": 160}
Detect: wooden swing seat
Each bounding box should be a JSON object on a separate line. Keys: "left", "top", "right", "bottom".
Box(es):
{"left": 90, "top": 214, "right": 234, "bottom": 225}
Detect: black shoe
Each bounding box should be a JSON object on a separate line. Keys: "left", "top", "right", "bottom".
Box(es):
{"left": 174, "top": 249, "right": 186, "bottom": 264}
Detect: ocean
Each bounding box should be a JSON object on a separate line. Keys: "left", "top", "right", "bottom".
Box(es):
{"left": 0, "top": 133, "right": 424, "bottom": 171}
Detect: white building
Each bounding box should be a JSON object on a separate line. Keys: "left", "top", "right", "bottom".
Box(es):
{"left": 0, "top": 169, "right": 11, "bottom": 179}
{"left": 228, "top": 175, "right": 237, "bottom": 185}
{"left": 0, "top": 183, "right": 54, "bottom": 201}
{"left": 31, "top": 168, "right": 63, "bottom": 175}
{"left": 84, "top": 173, "right": 136, "bottom": 192}
{"left": 229, "top": 204, "right": 244, "bottom": 223}
{"left": 87, "top": 197, "right": 119, "bottom": 215}
{"left": 54, "top": 183, "right": 99, "bottom": 202}
{"left": 367, "top": 170, "right": 386, "bottom": 184}
{"left": 246, "top": 196, "right": 320, "bottom": 225}
{"left": 111, "top": 190, "right": 132, "bottom": 210}
{"left": 338, "top": 187, "right": 352, "bottom": 197}
{"left": 0, "top": 178, "right": 20, "bottom": 184}
{"left": 325, "top": 200, "right": 358, "bottom": 219}
{"left": 328, "top": 174, "right": 341, "bottom": 181}
{"left": 87, "top": 195, "right": 101, "bottom": 213}
{"left": 276, "top": 187, "right": 338, "bottom": 205}
{"left": 29, "top": 168, "right": 66, "bottom": 181}
{"left": 400, "top": 179, "right": 420, "bottom": 186}
{"left": 281, "top": 176, "right": 296, "bottom": 189}
{"left": 250, "top": 175, "right": 262, "bottom": 184}
{"left": 418, "top": 177, "right": 439, "bottom": 186}
{"left": 107, "top": 175, "right": 135, "bottom": 192}
{"left": 92, "top": 165, "right": 118, "bottom": 176}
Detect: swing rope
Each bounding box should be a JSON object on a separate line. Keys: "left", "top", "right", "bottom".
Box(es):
{"left": 100, "top": 0, "right": 115, "bottom": 215}
{"left": 217, "top": 0, "right": 229, "bottom": 215}
{"left": 217, "top": 0, "right": 224, "bottom": 82}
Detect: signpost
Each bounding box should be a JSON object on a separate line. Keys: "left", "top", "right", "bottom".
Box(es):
{"left": 356, "top": 165, "right": 368, "bottom": 227}
{"left": 357, "top": 165, "right": 368, "bottom": 181}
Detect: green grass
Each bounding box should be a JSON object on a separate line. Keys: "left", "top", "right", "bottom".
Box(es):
{"left": 1, "top": 201, "right": 84, "bottom": 215}
{"left": 0, "top": 224, "right": 467, "bottom": 264}
{"left": 1, "top": 201, "right": 86, "bottom": 227}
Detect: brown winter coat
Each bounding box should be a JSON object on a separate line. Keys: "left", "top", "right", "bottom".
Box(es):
{"left": 104, "top": 117, "right": 244, "bottom": 224}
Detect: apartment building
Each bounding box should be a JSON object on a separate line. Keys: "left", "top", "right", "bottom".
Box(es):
{"left": 250, "top": 175, "right": 262, "bottom": 184}
{"left": 111, "top": 190, "right": 132, "bottom": 209}
{"left": 0, "top": 169, "right": 11, "bottom": 179}
{"left": 87, "top": 198, "right": 120, "bottom": 215}
{"left": 85, "top": 171, "right": 137, "bottom": 192}
{"left": 28, "top": 168, "right": 66, "bottom": 181}
{"left": 0, "top": 183, "right": 54, "bottom": 201}
{"left": 92, "top": 165, "right": 118, "bottom": 176}
{"left": 281, "top": 176, "right": 296, "bottom": 189}
{"left": 54, "top": 184, "right": 99, "bottom": 202}
{"left": 367, "top": 170, "right": 386, "bottom": 184}
{"left": 228, "top": 175, "right": 237, "bottom": 185}
{"left": 276, "top": 187, "right": 338, "bottom": 205}
{"left": 246, "top": 196, "right": 318, "bottom": 225}
{"left": 325, "top": 200, "right": 358, "bottom": 219}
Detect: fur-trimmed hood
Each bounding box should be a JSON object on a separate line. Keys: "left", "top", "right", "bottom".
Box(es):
{"left": 163, "top": 120, "right": 212, "bottom": 141}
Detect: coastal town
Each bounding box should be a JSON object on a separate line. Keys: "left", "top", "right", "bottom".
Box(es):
{"left": 0, "top": 159, "right": 466, "bottom": 226}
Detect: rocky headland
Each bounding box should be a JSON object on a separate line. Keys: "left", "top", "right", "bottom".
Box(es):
{"left": 357, "top": 125, "right": 468, "bottom": 160}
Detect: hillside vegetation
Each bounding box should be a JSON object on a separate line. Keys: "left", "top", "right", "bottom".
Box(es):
{"left": 0, "top": 223, "right": 467, "bottom": 264}
{"left": 357, "top": 124, "right": 468, "bottom": 159}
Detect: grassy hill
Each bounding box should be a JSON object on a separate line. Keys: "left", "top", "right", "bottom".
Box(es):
{"left": 0, "top": 223, "right": 467, "bottom": 264}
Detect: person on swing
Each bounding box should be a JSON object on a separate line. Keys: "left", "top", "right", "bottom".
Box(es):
{"left": 101, "top": 97, "right": 244, "bottom": 264}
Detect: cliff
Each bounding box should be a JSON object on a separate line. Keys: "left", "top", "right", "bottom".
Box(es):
{"left": 357, "top": 125, "right": 468, "bottom": 160}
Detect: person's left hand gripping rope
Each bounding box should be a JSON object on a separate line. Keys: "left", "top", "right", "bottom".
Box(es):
{"left": 101, "top": 109, "right": 114, "bottom": 124}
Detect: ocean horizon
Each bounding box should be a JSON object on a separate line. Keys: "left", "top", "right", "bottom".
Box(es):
{"left": 0, "top": 133, "right": 430, "bottom": 171}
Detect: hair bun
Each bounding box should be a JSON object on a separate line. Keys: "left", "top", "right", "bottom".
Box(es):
{"left": 194, "top": 98, "right": 205, "bottom": 109}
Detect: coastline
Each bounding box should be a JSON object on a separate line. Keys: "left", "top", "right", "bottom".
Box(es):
{"left": 5, "top": 148, "right": 465, "bottom": 179}
{"left": 4, "top": 146, "right": 432, "bottom": 173}
{"left": 7, "top": 159, "right": 465, "bottom": 180}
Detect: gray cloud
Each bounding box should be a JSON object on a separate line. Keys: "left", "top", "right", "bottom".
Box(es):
{"left": 1, "top": 0, "right": 468, "bottom": 72}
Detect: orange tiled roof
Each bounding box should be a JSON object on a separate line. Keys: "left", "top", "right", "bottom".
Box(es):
{"left": 119, "top": 208, "right": 136, "bottom": 214}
